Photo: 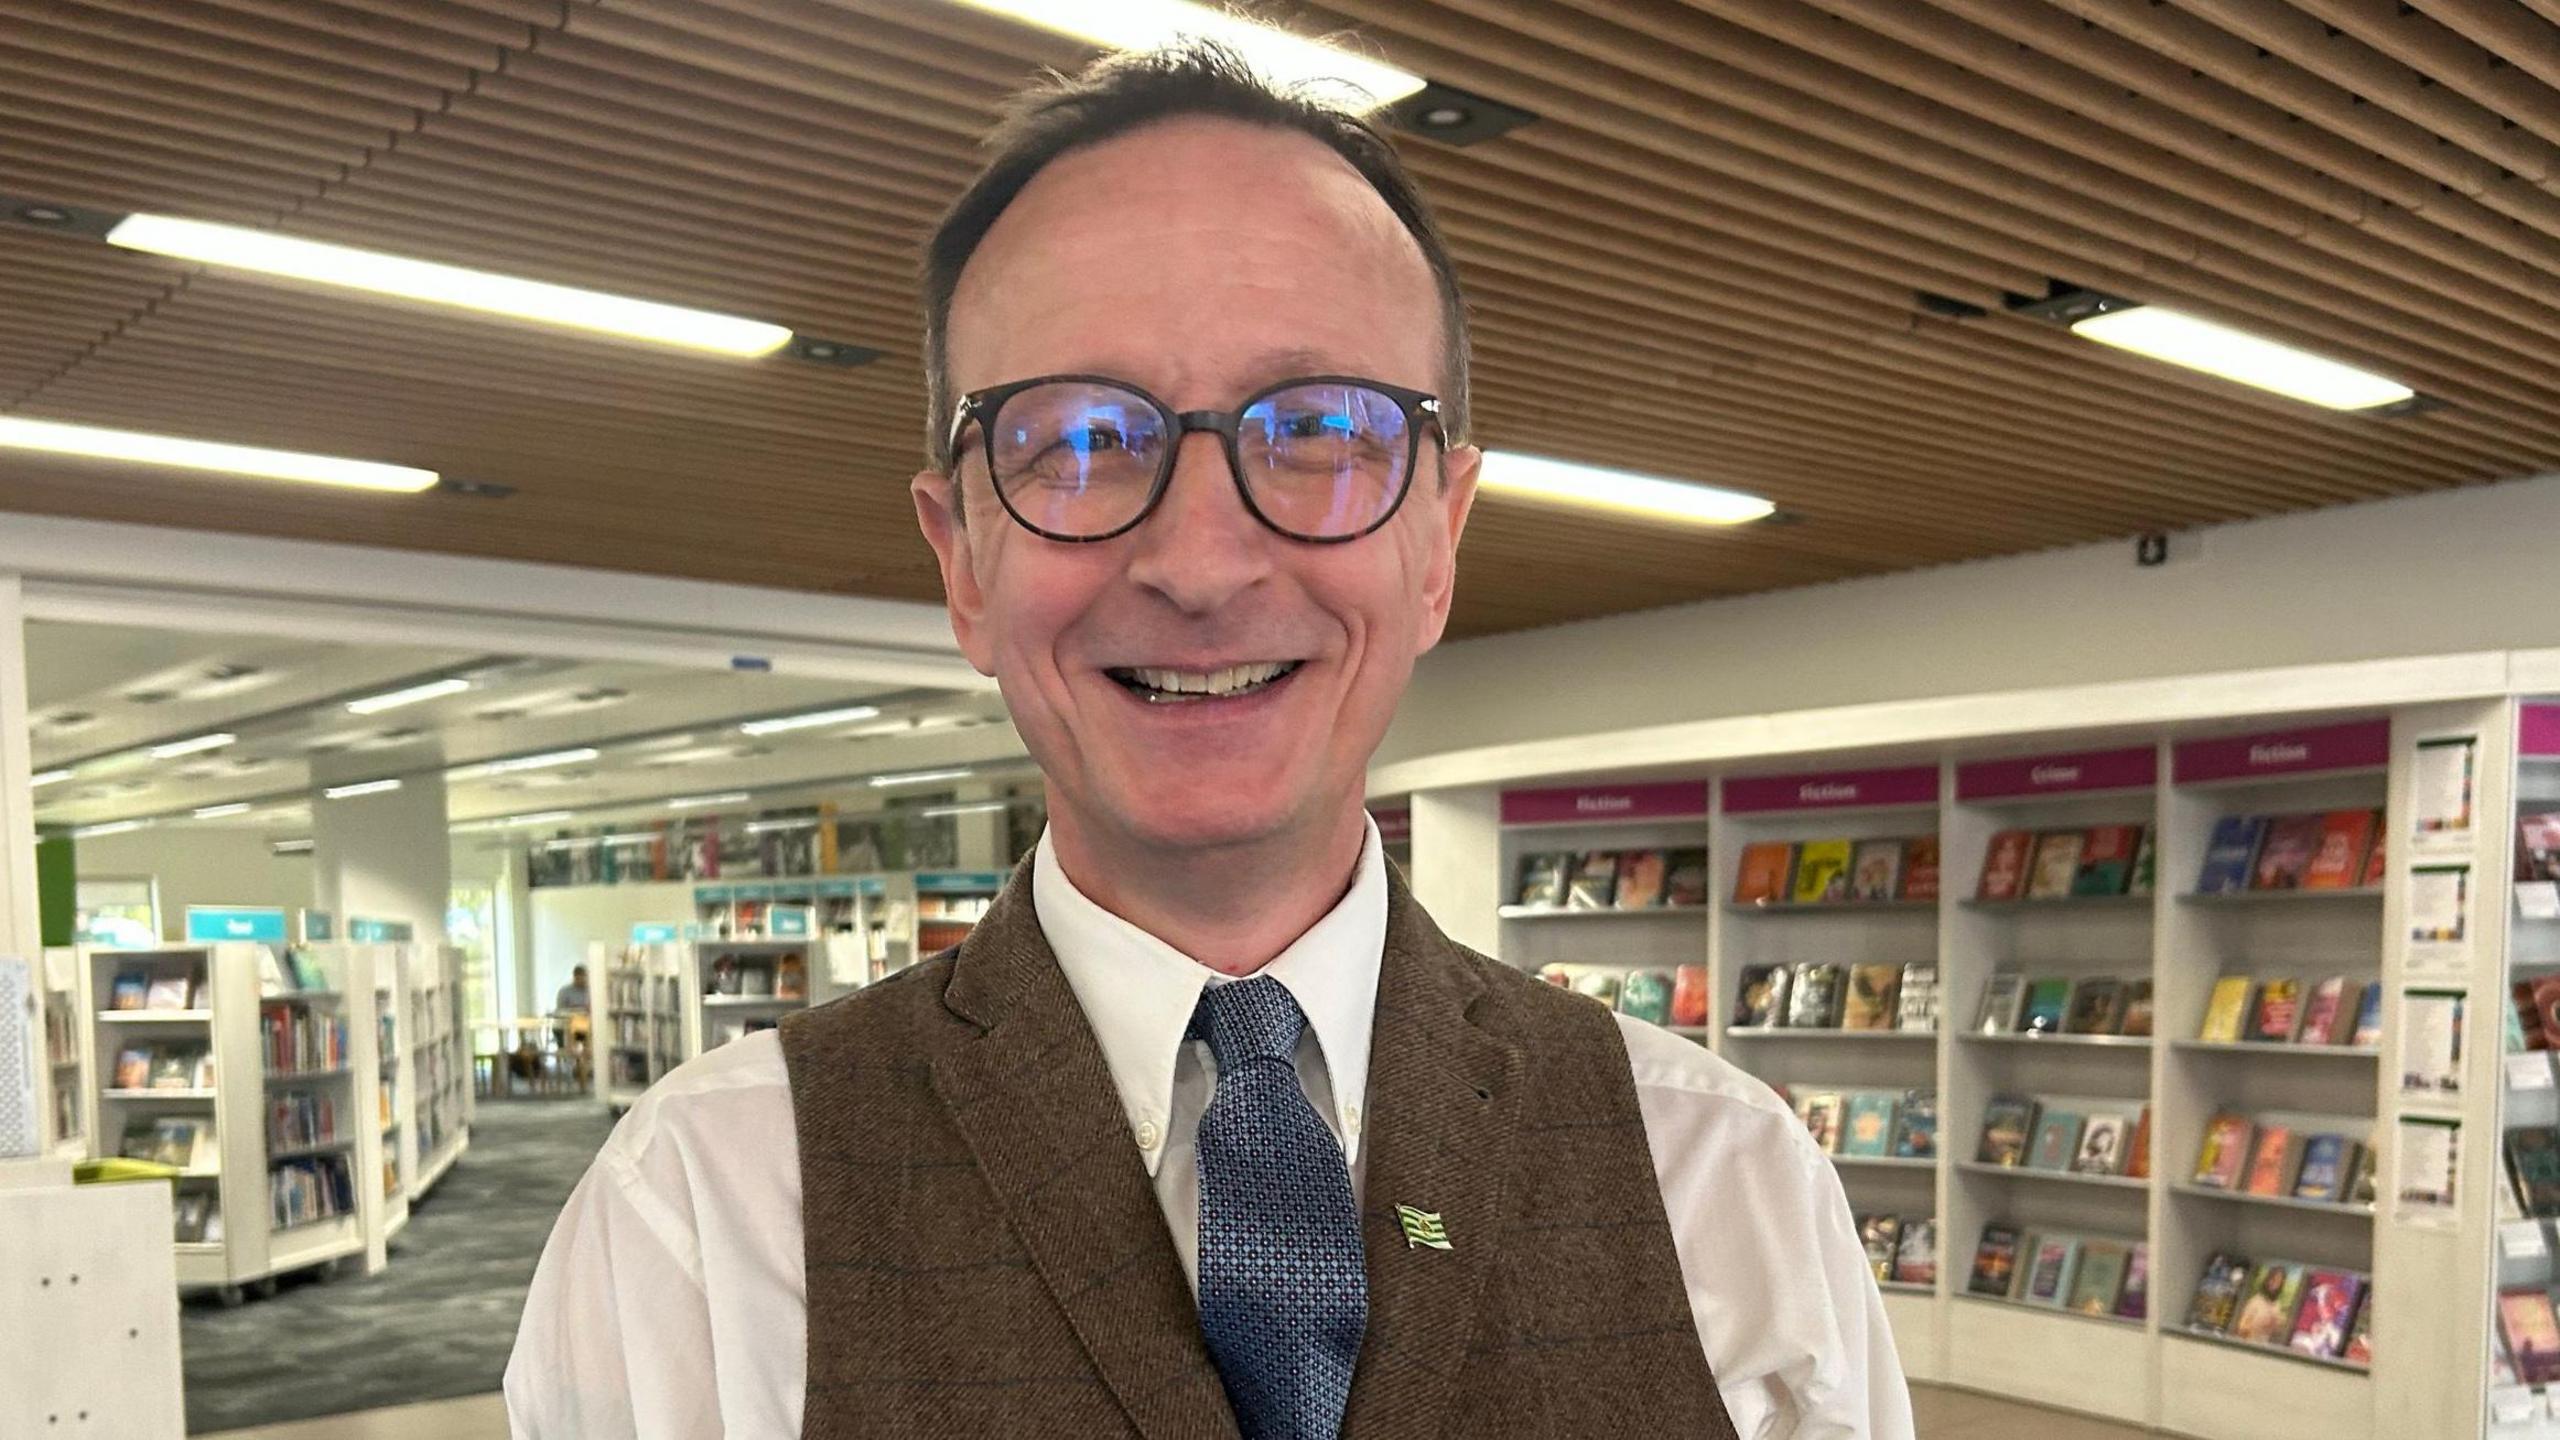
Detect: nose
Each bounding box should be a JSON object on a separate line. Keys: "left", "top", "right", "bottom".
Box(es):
{"left": 1122, "top": 430, "right": 1277, "bottom": 615}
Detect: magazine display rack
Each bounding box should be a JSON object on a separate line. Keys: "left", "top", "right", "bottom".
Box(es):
{"left": 40, "top": 946, "right": 88, "bottom": 1160}
{"left": 405, "top": 944, "right": 470, "bottom": 1200}
{"left": 680, "top": 937, "right": 830, "bottom": 1061}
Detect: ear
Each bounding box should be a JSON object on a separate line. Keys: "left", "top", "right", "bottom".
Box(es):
{"left": 1413, "top": 442, "right": 1480, "bottom": 654}
{"left": 912, "top": 467, "right": 999, "bottom": 677}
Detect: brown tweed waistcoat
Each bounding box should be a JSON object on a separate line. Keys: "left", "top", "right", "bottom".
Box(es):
{"left": 779, "top": 860, "right": 1738, "bottom": 1440}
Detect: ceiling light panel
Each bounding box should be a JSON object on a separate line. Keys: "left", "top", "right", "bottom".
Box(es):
{"left": 868, "top": 768, "right": 973, "bottom": 787}
{"left": 322, "top": 778, "right": 403, "bottom": 799}
{"left": 947, "top": 0, "right": 1426, "bottom": 105}
{"left": 0, "top": 417, "right": 439, "bottom": 492}
{"left": 2069, "top": 306, "right": 2416, "bottom": 411}
{"left": 737, "top": 705, "right": 883, "bottom": 737}
{"left": 346, "top": 677, "right": 472, "bottom": 714}
{"left": 147, "top": 732, "right": 236, "bottom": 759}
{"left": 1476, "top": 452, "right": 1776, "bottom": 527}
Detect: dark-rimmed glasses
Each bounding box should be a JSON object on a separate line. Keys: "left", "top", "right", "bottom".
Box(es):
{"left": 945, "top": 374, "right": 1444, "bottom": 543}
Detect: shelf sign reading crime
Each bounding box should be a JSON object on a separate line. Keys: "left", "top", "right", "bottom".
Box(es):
{"left": 631, "top": 923, "right": 679, "bottom": 944}
{"left": 1721, "top": 765, "right": 1936, "bottom": 815}
{"left": 1956, "top": 745, "right": 2156, "bottom": 802}
{"left": 2172, "top": 717, "right": 2389, "bottom": 785}
{"left": 1500, "top": 781, "right": 1707, "bottom": 826}
{"left": 184, "top": 905, "right": 289, "bottom": 944}
{"left": 2525, "top": 704, "right": 2560, "bottom": 760}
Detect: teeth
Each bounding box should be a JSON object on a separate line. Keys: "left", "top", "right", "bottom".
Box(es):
{"left": 1121, "top": 662, "right": 1294, "bottom": 698}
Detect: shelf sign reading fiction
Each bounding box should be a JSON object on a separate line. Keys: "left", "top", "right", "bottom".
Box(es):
{"left": 1956, "top": 745, "right": 2156, "bottom": 801}
{"left": 1721, "top": 765, "right": 1936, "bottom": 815}
{"left": 2171, "top": 717, "right": 2388, "bottom": 785}
{"left": 1370, "top": 807, "right": 1412, "bottom": 843}
{"left": 631, "top": 922, "right": 680, "bottom": 944}
{"left": 2524, "top": 704, "right": 2560, "bottom": 759}
{"left": 1500, "top": 781, "right": 1707, "bottom": 826}
{"left": 184, "top": 905, "right": 288, "bottom": 944}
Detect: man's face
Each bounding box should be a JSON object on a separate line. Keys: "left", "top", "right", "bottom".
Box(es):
{"left": 916, "top": 119, "right": 1479, "bottom": 858}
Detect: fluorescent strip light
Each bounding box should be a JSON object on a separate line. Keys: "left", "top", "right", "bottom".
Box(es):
{"left": 869, "top": 768, "right": 973, "bottom": 788}
{"left": 2070, "top": 306, "right": 2414, "bottom": 411}
{"left": 346, "top": 677, "right": 471, "bottom": 715}
{"left": 948, "top": 0, "right": 1427, "bottom": 104}
{"left": 106, "top": 214, "right": 794, "bottom": 357}
{"left": 0, "top": 417, "right": 438, "bottom": 493}
{"left": 74, "top": 820, "right": 150, "bottom": 838}
{"left": 32, "top": 768, "right": 74, "bottom": 787}
{"left": 737, "top": 705, "right": 882, "bottom": 737}
{"left": 192, "top": 803, "right": 252, "bottom": 819}
{"left": 453, "top": 810, "right": 576, "bottom": 834}
{"left": 602, "top": 832, "right": 662, "bottom": 845}
{"left": 667, "top": 792, "right": 751, "bottom": 809}
{"left": 272, "top": 839, "right": 314, "bottom": 855}
{"left": 920, "top": 801, "right": 1012, "bottom": 818}
{"left": 322, "top": 778, "right": 403, "bottom": 799}
{"left": 148, "top": 732, "right": 237, "bottom": 759}
{"left": 458, "top": 747, "right": 599, "bottom": 777}
{"left": 745, "top": 818, "right": 821, "bottom": 834}
{"left": 1477, "top": 452, "right": 1774, "bottom": 527}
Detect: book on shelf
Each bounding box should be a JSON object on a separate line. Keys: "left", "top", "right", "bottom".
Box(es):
{"left": 2252, "top": 814, "right": 2327, "bottom": 891}
{"left": 2196, "top": 815, "right": 2268, "bottom": 895}
{"left": 1786, "top": 963, "right": 1843, "bottom": 1029}
{"left": 1791, "top": 841, "right": 1852, "bottom": 905}
{"left": 1840, "top": 1092, "right": 1897, "bottom": 1156}
{"left": 774, "top": 955, "right": 807, "bottom": 1001}
{"left": 2072, "top": 1114, "right": 2128, "bottom": 1176}
{"left": 2362, "top": 827, "right": 2387, "bottom": 887}
{"left": 2350, "top": 983, "right": 2385, "bottom": 1048}
{"left": 2293, "top": 1135, "right": 2360, "bottom": 1203}
{"left": 1566, "top": 852, "right": 1619, "bottom": 910}
{"left": 1733, "top": 843, "right": 1797, "bottom": 905}
{"left": 1977, "top": 1095, "right": 2040, "bottom": 1166}
{"left": 1901, "top": 837, "right": 1941, "bottom": 903}
{"left": 2501, "top": 1288, "right": 2560, "bottom": 1383}
{"left": 1841, "top": 964, "right": 1900, "bottom": 1031}
{"left": 1734, "top": 966, "right": 1789, "bottom": 1028}
{"left": 2516, "top": 979, "right": 2555, "bottom": 1052}
{"left": 1571, "top": 971, "right": 1619, "bottom": 1009}
{"left": 1670, "top": 964, "right": 1710, "bottom": 1027}
{"left": 2344, "top": 1289, "right": 2374, "bottom": 1366}
{"left": 2200, "top": 976, "right": 2254, "bottom": 1043}
{"left": 1617, "top": 970, "right": 1672, "bottom": 1026}
{"left": 2288, "top": 1270, "right": 2367, "bottom": 1360}
{"left": 1795, "top": 1092, "right": 1844, "bottom": 1154}
{"left": 121, "top": 1115, "right": 215, "bottom": 1170}
{"left": 2506, "top": 1127, "right": 2560, "bottom": 1216}
{"left": 1890, "top": 1091, "right": 1937, "bottom": 1159}
{"left": 1968, "top": 1223, "right": 2024, "bottom": 1297}
{"left": 2128, "top": 827, "right": 2156, "bottom": 898}
{"left": 2302, "top": 809, "right": 2379, "bottom": 890}
{"left": 1858, "top": 1214, "right": 1902, "bottom": 1283}
{"left": 2249, "top": 979, "right": 2304, "bottom": 1042}
{"left": 109, "top": 970, "right": 148, "bottom": 1011}
{"left": 2119, "top": 980, "right": 2154, "bottom": 1038}
{"left": 2230, "top": 1262, "right": 2307, "bottom": 1345}
{"left": 2126, "top": 1106, "right": 2152, "bottom": 1179}
{"left": 2063, "top": 979, "right": 2126, "bottom": 1035}
{"left": 1895, "top": 963, "right": 1939, "bottom": 1033}
{"left": 1663, "top": 848, "right": 1710, "bottom": 907}
{"left": 2349, "top": 1146, "right": 2378, "bottom": 1207}
{"left": 1977, "top": 830, "right": 2034, "bottom": 902}
{"left": 1848, "top": 839, "right": 1904, "bottom": 902}
{"left": 1975, "top": 974, "right": 2026, "bottom": 1034}
{"left": 1614, "top": 850, "right": 1668, "bottom": 908}
{"left": 2027, "top": 1112, "right": 2083, "bottom": 1171}
{"left": 2116, "top": 1243, "right": 2150, "bottom": 1321}
{"left": 112, "top": 1046, "right": 150, "bottom": 1090}
{"left": 2023, "top": 1235, "right": 2080, "bottom": 1308}
{"left": 144, "top": 972, "right": 192, "bottom": 1010}
{"left": 2194, "top": 1113, "right": 2253, "bottom": 1188}
{"left": 2242, "top": 1126, "right": 2295, "bottom": 1196}
{"left": 2025, "top": 831, "right": 2084, "bottom": 901}
{"left": 173, "top": 1191, "right": 218, "bottom": 1244}
{"left": 1516, "top": 852, "right": 1569, "bottom": 908}
{"left": 2297, "top": 977, "right": 2350, "bottom": 1045}
{"left": 2187, "top": 1252, "right": 2255, "bottom": 1333}
{"left": 1892, "top": 1216, "right": 1937, "bottom": 1285}
{"left": 2521, "top": 813, "right": 2560, "bottom": 884}
{"left": 2067, "top": 1240, "right": 2131, "bottom": 1316}
{"left": 2018, "top": 977, "right": 2071, "bottom": 1035}
{"left": 2074, "top": 825, "right": 2143, "bottom": 897}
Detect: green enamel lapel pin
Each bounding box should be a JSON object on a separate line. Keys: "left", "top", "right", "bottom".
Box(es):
{"left": 1395, "top": 1204, "right": 1452, "bottom": 1251}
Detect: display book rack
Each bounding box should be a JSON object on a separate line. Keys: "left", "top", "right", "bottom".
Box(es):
{"left": 599, "top": 940, "right": 686, "bottom": 1112}
{"left": 1466, "top": 707, "right": 2515, "bottom": 1440}
{"left": 404, "top": 943, "right": 470, "bottom": 1199}
{"left": 2491, "top": 701, "right": 2560, "bottom": 1436}
{"left": 85, "top": 941, "right": 398, "bottom": 1303}
{"left": 38, "top": 947, "right": 89, "bottom": 1160}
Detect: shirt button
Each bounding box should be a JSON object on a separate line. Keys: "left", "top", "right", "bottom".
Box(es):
{"left": 1136, "top": 1120, "right": 1162, "bottom": 1151}
{"left": 1343, "top": 1104, "right": 1362, "bottom": 1135}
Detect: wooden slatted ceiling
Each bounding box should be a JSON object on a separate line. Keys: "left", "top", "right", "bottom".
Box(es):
{"left": 1, "top": 0, "right": 2557, "bottom": 639}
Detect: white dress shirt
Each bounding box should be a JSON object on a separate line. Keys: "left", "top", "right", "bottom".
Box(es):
{"left": 506, "top": 823, "right": 1913, "bottom": 1439}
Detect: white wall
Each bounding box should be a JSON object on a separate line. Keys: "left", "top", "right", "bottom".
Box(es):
{"left": 73, "top": 828, "right": 310, "bottom": 939}
{"left": 1383, "top": 469, "right": 2560, "bottom": 768}
{"left": 312, "top": 767, "right": 450, "bottom": 946}
{"left": 527, "top": 881, "right": 695, "bottom": 1017}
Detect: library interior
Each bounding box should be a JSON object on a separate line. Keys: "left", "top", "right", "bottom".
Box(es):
{"left": 4, "top": 3, "right": 2560, "bottom": 1439}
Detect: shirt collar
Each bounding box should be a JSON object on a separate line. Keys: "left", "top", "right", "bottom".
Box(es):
{"left": 1034, "top": 817, "right": 1386, "bottom": 1175}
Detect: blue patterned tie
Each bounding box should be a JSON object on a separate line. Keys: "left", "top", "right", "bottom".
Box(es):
{"left": 1190, "top": 976, "right": 1368, "bottom": 1440}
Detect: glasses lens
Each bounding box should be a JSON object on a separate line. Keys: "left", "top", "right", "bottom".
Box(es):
{"left": 983, "top": 381, "right": 1169, "bottom": 537}
{"left": 1237, "top": 382, "right": 1412, "bottom": 538}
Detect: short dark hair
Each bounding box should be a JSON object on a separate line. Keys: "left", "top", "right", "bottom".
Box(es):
{"left": 919, "top": 39, "right": 1472, "bottom": 472}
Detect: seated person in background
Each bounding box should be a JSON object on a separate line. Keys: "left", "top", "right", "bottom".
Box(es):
{"left": 554, "top": 965, "right": 590, "bottom": 1014}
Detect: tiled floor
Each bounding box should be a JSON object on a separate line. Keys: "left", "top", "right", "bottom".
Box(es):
{"left": 202, "top": 1384, "right": 2156, "bottom": 1439}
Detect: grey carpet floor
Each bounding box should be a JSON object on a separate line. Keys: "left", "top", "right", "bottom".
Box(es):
{"left": 181, "top": 1099, "right": 614, "bottom": 1435}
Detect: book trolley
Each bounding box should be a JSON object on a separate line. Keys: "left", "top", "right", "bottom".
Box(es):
{"left": 1406, "top": 681, "right": 2546, "bottom": 1440}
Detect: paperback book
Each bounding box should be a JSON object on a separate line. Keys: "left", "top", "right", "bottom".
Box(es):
{"left": 2028, "top": 1112, "right": 2083, "bottom": 1172}
{"left": 2019, "top": 977, "right": 2072, "bottom": 1035}
{"left": 2243, "top": 1126, "right": 2294, "bottom": 1196}
{"left": 2073, "top": 1114, "right": 2128, "bottom": 1176}
{"left": 2073, "top": 824, "right": 2143, "bottom": 897}
{"left": 1968, "top": 1223, "right": 2023, "bottom": 1297}
{"left": 1791, "top": 840, "right": 1852, "bottom": 905}
{"left": 2063, "top": 979, "right": 2126, "bottom": 1035}
{"left": 1895, "top": 963, "right": 1940, "bottom": 1033}
{"left": 1841, "top": 964, "right": 1901, "bottom": 1031}
{"left": 1733, "top": 843, "right": 1796, "bottom": 905}
{"left": 1889, "top": 1091, "right": 1937, "bottom": 1159}
{"left": 2252, "top": 813, "right": 2328, "bottom": 891}
{"left": 2249, "top": 979, "right": 2304, "bottom": 1043}
{"left": 2023, "top": 1236, "right": 2080, "bottom": 1307}
{"left": 1566, "top": 852, "right": 1620, "bottom": 910}
{"left": 1796, "top": 1092, "right": 1844, "bottom": 1154}
{"left": 2025, "top": 831, "right": 2085, "bottom": 901}
{"left": 1663, "top": 849, "right": 1711, "bottom": 907}
{"left": 2187, "top": 1252, "right": 2255, "bottom": 1333}
{"left": 1977, "top": 1095, "right": 2041, "bottom": 1166}
{"left": 1734, "top": 966, "right": 1790, "bottom": 1028}
{"left": 2067, "top": 1240, "right": 2130, "bottom": 1316}
{"left": 1892, "top": 1217, "right": 1937, "bottom": 1286}
{"left": 1975, "top": 974, "right": 2026, "bottom": 1034}
{"left": 2199, "top": 976, "right": 2255, "bottom": 1043}
{"left": 2196, "top": 815, "right": 2268, "bottom": 895}
{"left": 1840, "top": 1092, "right": 1898, "bottom": 1157}
{"left": 1901, "top": 836, "right": 1941, "bottom": 903}
{"left": 2194, "top": 1113, "right": 2254, "bottom": 1188}
{"left": 2302, "top": 809, "right": 2378, "bottom": 890}
{"left": 2288, "top": 1270, "right": 2367, "bottom": 1360}
{"left": 2230, "top": 1262, "right": 2307, "bottom": 1345}
{"left": 1977, "top": 830, "right": 2034, "bottom": 902}
{"left": 1858, "top": 1214, "right": 1901, "bottom": 1283}
{"left": 1614, "top": 850, "right": 1668, "bottom": 908}
{"left": 1848, "top": 839, "right": 1904, "bottom": 902}
{"left": 1515, "top": 852, "right": 1569, "bottom": 907}
{"left": 1786, "top": 963, "right": 1843, "bottom": 1029}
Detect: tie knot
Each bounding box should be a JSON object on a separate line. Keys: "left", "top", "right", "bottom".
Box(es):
{"left": 1188, "top": 976, "right": 1305, "bottom": 1070}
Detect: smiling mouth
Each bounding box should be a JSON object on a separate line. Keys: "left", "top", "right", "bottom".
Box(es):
{"left": 1105, "top": 661, "right": 1304, "bottom": 703}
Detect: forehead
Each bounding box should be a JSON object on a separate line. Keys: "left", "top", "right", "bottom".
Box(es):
{"left": 947, "top": 117, "right": 1443, "bottom": 403}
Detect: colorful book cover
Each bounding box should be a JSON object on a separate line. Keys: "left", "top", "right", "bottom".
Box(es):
{"left": 1977, "top": 1095, "right": 2041, "bottom": 1166}
{"left": 2025, "top": 831, "right": 2085, "bottom": 900}
{"left": 1790, "top": 840, "right": 1853, "bottom": 905}
{"left": 1890, "top": 1091, "right": 1937, "bottom": 1159}
{"left": 112, "top": 1047, "right": 150, "bottom": 1090}
{"left": 2507, "top": 1126, "right": 2560, "bottom": 1216}
{"left": 1841, "top": 964, "right": 1901, "bottom": 1030}
{"left": 2187, "top": 1252, "right": 2255, "bottom": 1332}
{"left": 2302, "top": 809, "right": 2378, "bottom": 890}
{"left": 2251, "top": 813, "right": 2327, "bottom": 891}
{"left": 1975, "top": 973, "right": 2026, "bottom": 1033}
{"left": 2120, "top": 979, "right": 2155, "bottom": 1037}
{"left": 2501, "top": 1288, "right": 2560, "bottom": 1383}
{"left": 2195, "top": 1113, "right": 2254, "bottom": 1188}
{"left": 2243, "top": 1126, "right": 2294, "bottom": 1196}
{"left": 2230, "top": 1262, "right": 2307, "bottom": 1345}
{"left": 1566, "top": 852, "right": 1620, "bottom": 910}
{"left": 1895, "top": 963, "right": 1939, "bottom": 1033}
{"left": 1795, "top": 1092, "right": 1844, "bottom": 1153}
{"left": 1976, "top": 829, "right": 2034, "bottom": 901}
{"left": 1841, "top": 1092, "right": 1898, "bottom": 1157}
{"left": 110, "top": 971, "right": 148, "bottom": 1010}
{"left": 2126, "top": 1105, "right": 2153, "bottom": 1179}
{"left": 1848, "top": 838, "right": 1905, "bottom": 902}
{"left": 2294, "top": 1135, "right": 2357, "bottom": 1203}
{"left": 2534, "top": 976, "right": 2560, "bottom": 1056}
{"left": 1613, "top": 850, "right": 1668, "bottom": 908}
{"left": 1571, "top": 970, "right": 1620, "bottom": 1008}
{"left": 2067, "top": 1241, "right": 2130, "bottom": 1316}
{"left": 1786, "top": 963, "right": 1843, "bottom": 1029}
{"left": 1900, "top": 836, "right": 1941, "bottom": 902}
{"left": 2361, "top": 821, "right": 2387, "bottom": 887}
{"left": 2196, "top": 814, "right": 2268, "bottom": 895}
{"left": 2029, "top": 1112, "right": 2084, "bottom": 1171}
{"left": 1892, "top": 1217, "right": 1937, "bottom": 1286}
{"left": 1515, "top": 851, "right": 1570, "bottom": 907}
{"left": 1733, "top": 842, "right": 1797, "bottom": 905}
{"left": 1618, "top": 970, "right": 1672, "bottom": 1025}
{"left": 2128, "top": 825, "right": 2157, "bottom": 898}
{"left": 145, "top": 973, "right": 190, "bottom": 1010}
{"left": 2249, "top": 979, "right": 2304, "bottom": 1043}
{"left": 2351, "top": 983, "right": 2385, "bottom": 1047}
{"left": 2521, "top": 981, "right": 2553, "bottom": 1053}
{"left": 2073, "top": 824, "right": 2143, "bottom": 896}
{"left": 1663, "top": 848, "right": 1711, "bottom": 907}
{"left": 2297, "top": 976, "right": 2349, "bottom": 1045}
{"left": 2024, "top": 1236, "right": 2080, "bottom": 1307}
{"left": 1968, "top": 1223, "right": 2023, "bottom": 1296}
{"left": 2063, "top": 979, "right": 2126, "bottom": 1035}
{"left": 1669, "top": 964, "right": 1711, "bottom": 1028}
{"left": 2019, "top": 976, "right": 2072, "bottom": 1035}
{"left": 2114, "top": 1243, "right": 2150, "bottom": 1320}
{"left": 2073, "top": 1114, "right": 2129, "bottom": 1176}
{"left": 1858, "top": 1213, "right": 1902, "bottom": 1282}
{"left": 2344, "top": 1289, "right": 2374, "bottom": 1366}
{"left": 1734, "top": 965, "right": 1789, "bottom": 1028}
{"left": 2522, "top": 813, "right": 2560, "bottom": 883}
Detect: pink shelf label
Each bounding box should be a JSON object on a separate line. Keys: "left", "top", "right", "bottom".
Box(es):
{"left": 2172, "top": 717, "right": 2389, "bottom": 784}
{"left": 1957, "top": 745, "right": 2157, "bottom": 801}
{"left": 1499, "top": 781, "right": 1707, "bottom": 826}
{"left": 1722, "top": 764, "right": 1937, "bottom": 814}
{"left": 1370, "top": 807, "right": 1412, "bottom": 843}
{"left": 2525, "top": 705, "right": 2560, "bottom": 759}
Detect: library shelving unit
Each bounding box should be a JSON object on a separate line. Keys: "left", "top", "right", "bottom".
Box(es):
{"left": 39, "top": 946, "right": 89, "bottom": 1160}
{"left": 406, "top": 945, "right": 470, "bottom": 1200}
{"left": 1494, "top": 781, "right": 1710, "bottom": 1029}
{"left": 2491, "top": 700, "right": 2560, "bottom": 1437}
{"left": 87, "top": 942, "right": 390, "bottom": 1304}
{"left": 914, "top": 870, "right": 1007, "bottom": 958}
{"left": 681, "top": 936, "right": 831, "bottom": 1060}
{"left": 374, "top": 948, "right": 408, "bottom": 1241}
{"left": 600, "top": 941, "right": 686, "bottom": 1111}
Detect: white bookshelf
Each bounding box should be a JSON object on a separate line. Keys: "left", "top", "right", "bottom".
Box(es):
{"left": 2488, "top": 701, "right": 2560, "bottom": 1438}
{"left": 601, "top": 941, "right": 686, "bottom": 1110}
{"left": 39, "top": 947, "right": 89, "bottom": 1161}
{"left": 405, "top": 944, "right": 470, "bottom": 1200}
{"left": 679, "top": 937, "right": 827, "bottom": 1061}
{"left": 374, "top": 948, "right": 409, "bottom": 1242}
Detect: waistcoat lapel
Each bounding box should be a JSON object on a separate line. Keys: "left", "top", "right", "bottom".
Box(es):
{"left": 927, "top": 871, "right": 1241, "bottom": 1440}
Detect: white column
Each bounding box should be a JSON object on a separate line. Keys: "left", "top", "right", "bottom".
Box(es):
{"left": 0, "top": 575, "right": 40, "bottom": 960}
{"left": 311, "top": 751, "right": 451, "bottom": 946}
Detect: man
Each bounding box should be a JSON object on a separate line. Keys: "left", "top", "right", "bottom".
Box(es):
{"left": 553, "top": 964, "right": 590, "bottom": 1015}
{"left": 507, "top": 41, "right": 1909, "bottom": 1439}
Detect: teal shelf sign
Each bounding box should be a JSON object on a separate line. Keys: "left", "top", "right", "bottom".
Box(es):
{"left": 348, "top": 917, "right": 413, "bottom": 943}
{"left": 735, "top": 882, "right": 778, "bottom": 903}
{"left": 631, "top": 922, "right": 679, "bottom": 944}
{"left": 815, "top": 879, "right": 857, "bottom": 899}
{"left": 916, "top": 871, "right": 1006, "bottom": 893}
{"left": 299, "top": 910, "right": 335, "bottom": 942}
{"left": 857, "top": 877, "right": 887, "bottom": 898}
{"left": 695, "top": 886, "right": 733, "bottom": 905}
{"left": 184, "top": 906, "right": 288, "bottom": 944}
{"left": 769, "top": 907, "right": 814, "bottom": 938}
